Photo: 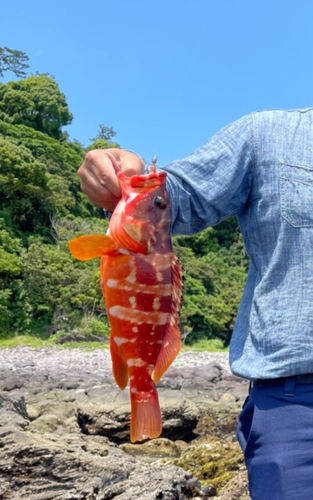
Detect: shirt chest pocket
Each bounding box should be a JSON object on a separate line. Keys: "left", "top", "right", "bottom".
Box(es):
{"left": 280, "top": 161, "right": 313, "bottom": 227}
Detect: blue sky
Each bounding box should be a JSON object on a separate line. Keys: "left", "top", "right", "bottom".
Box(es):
{"left": 1, "top": 0, "right": 313, "bottom": 165}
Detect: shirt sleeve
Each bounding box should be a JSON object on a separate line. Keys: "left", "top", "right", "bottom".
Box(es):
{"left": 160, "top": 113, "right": 254, "bottom": 235}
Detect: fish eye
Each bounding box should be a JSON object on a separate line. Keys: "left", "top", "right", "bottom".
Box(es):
{"left": 153, "top": 196, "right": 167, "bottom": 210}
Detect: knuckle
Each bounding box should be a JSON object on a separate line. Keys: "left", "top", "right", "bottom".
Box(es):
{"left": 84, "top": 150, "right": 96, "bottom": 162}
{"left": 98, "top": 171, "right": 110, "bottom": 187}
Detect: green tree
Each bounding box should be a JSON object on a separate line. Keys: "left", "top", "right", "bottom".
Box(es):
{"left": 0, "top": 137, "right": 54, "bottom": 237}
{"left": 87, "top": 124, "right": 119, "bottom": 151}
{"left": 90, "top": 124, "right": 117, "bottom": 142}
{"left": 0, "top": 47, "right": 29, "bottom": 79}
{"left": 172, "top": 224, "right": 248, "bottom": 346}
{"left": 21, "top": 242, "right": 107, "bottom": 334}
{"left": 0, "top": 74, "right": 72, "bottom": 139}
{"left": 0, "top": 221, "right": 23, "bottom": 332}
{"left": 0, "top": 119, "right": 97, "bottom": 223}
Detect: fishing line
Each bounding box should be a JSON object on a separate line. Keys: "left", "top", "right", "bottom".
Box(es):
{"left": 153, "top": 0, "right": 219, "bottom": 165}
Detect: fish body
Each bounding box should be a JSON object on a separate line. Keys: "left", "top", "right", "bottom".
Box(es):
{"left": 69, "top": 168, "right": 183, "bottom": 442}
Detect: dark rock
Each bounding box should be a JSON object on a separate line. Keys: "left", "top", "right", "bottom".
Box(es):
{"left": 160, "top": 363, "right": 249, "bottom": 405}
{"left": 120, "top": 438, "right": 181, "bottom": 463}
{"left": 0, "top": 393, "right": 202, "bottom": 500}
{"left": 98, "top": 465, "right": 201, "bottom": 499}
{"left": 0, "top": 348, "right": 249, "bottom": 499}
{"left": 201, "top": 484, "right": 218, "bottom": 497}
{"left": 218, "top": 471, "right": 249, "bottom": 499}
{"left": 0, "top": 393, "right": 29, "bottom": 429}
{"left": 76, "top": 385, "right": 199, "bottom": 443}
{"left": 2, "top": 376, "right": 24, "bottom": 391}
{"left": 14, "top": 360, "right": 35, "bottom": 368}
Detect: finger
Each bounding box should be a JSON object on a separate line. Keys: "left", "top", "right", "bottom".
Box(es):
{"left": 106, "top": 148, "right": 146, "bottom": 177}
{"left": 81, "top": 187, "right": 119, "bottom": 211}
{"left": 79, "top": 151, "right": 121, "bottom": 199}
{"left": 79, "top": 169, "right": 120, "bottom": 210}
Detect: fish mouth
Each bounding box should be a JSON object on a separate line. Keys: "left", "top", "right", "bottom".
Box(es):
{"left": 109, "top": 171, "right": 166, "bottom": 254}
{"left": 118, "top": 171, "right": 167, "bottom": 190}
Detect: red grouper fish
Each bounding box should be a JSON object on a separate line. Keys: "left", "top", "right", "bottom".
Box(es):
{"left": 68, "top": 165, "right": 183, "bottom": 443}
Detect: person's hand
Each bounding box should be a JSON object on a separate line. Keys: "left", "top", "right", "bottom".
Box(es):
{"left": 77, "top": 148, "right": 145, "bottom": 211}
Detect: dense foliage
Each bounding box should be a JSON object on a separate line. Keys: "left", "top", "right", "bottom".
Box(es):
{"left": 0, "top": 67, "right": 249, "bottom": 346}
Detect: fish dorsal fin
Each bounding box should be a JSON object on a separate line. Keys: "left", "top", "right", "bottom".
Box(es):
{"left": 68, "top": 235, "right": 117, "bottom": 261}
{"left": 152, "top": 256, "right": 183, "bottom": 383}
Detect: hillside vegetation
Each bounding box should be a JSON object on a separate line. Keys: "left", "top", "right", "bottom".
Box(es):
{"left": 0, "top": 52, "right": 249, "bottom": 347}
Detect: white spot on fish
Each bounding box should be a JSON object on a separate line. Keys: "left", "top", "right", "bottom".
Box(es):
{"left": 125, "top": 283, "right": 172, "bottom": 295}
{"left": 118, "top": 247, "right": 130, "bottom": 255}
{"left": 107, "top": 279, "right": 119, "bottom": 288}
{"left": 129, "top": 296, "right": 136, "bottom": 308}
{"left": 126, "top": 267, "right": 136, "bottom": 283}
{"left": 153, "top": 297, "right": 161, "bottom": 310}
{"left": 156, "top": 271, "right": 163, "bottom": 282}
{"left": 128, "top": 193, "right": 140, "bottom": 203}
{"left": 132, "top": 327, "right": 138, "bottom": 333}
{"left": 109, "top": 306, "right": 169, "bottom": 325}
{"left": 113, "top": 337, "right": 129, "bottom": 346}
{"left": 131, "top": 387, "right": 139, "bottom": 394}
{"left": 127, "top": 358, "right": 146, "bottom": 368}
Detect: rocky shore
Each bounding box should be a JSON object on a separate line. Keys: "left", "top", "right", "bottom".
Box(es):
{"left": 0, "top": 347, "right": 250, "bottom": 499}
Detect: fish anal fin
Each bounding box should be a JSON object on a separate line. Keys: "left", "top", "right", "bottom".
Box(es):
{"left": 152, "top": 325, "right": 181, "bottom": 384}
{"left": 110, "top": 338, "right": 128, "bottom": 390}
{"left": 130, "top": 380, "right": 162, "bottom": 443}
{"left": 68, "top": 235, "right": 117, "bottom": 261}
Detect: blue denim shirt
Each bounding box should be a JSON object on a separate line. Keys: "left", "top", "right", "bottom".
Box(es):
{"left": 161, "top": 108, "right": 313, "bottom": 380}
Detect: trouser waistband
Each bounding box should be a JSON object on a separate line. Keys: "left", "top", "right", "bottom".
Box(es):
{"left": 252, "top": 374, "right": 313, "bottom": 397}
{"left": 254, "top": 374, "right": 313, "bottom": 386}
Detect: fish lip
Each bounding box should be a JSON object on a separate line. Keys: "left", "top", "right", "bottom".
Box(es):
{"left": 118, "top": 171, "right": 167, "bottom": 188}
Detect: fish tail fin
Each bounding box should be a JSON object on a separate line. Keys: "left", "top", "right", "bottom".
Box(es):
{"left": 130, "top": 379, "right": 162, "bottom": 443}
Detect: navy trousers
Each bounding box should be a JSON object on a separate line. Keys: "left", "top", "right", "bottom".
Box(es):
{"left": 237, "top": 377, "right": 313, "bottom": 500}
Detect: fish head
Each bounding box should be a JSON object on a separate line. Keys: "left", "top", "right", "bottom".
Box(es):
{"left": 109, "top": 171, "right": 171, "bottom": 254}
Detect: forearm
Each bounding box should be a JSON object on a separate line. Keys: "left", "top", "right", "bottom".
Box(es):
{"left": 160, "top": 114, "right": 254, "bottom": 235}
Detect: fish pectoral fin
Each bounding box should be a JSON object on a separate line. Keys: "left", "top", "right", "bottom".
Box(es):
{"left": 68, "top": 235, "right": 117, "bottom": 261}
{"left": 152, "top": 324, "right": 181, "bottom": 383}
{"left": 130, "top": 379, "right": 162, "bottom": 443}
{"left": 110, "top": 338, "right": 129, "bottom": 390}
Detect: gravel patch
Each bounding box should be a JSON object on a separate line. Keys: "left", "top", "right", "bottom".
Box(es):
{"left": 0, "top": 346, "right": 230, "bottom": 383}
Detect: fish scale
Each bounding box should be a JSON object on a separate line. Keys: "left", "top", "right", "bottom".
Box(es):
{"left": 69, "top": 165, "right": 183, "bottom": 442}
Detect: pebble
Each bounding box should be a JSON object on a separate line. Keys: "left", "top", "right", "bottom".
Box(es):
{"left": 0, "top": 346, "right": 231, "bottom": 384}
